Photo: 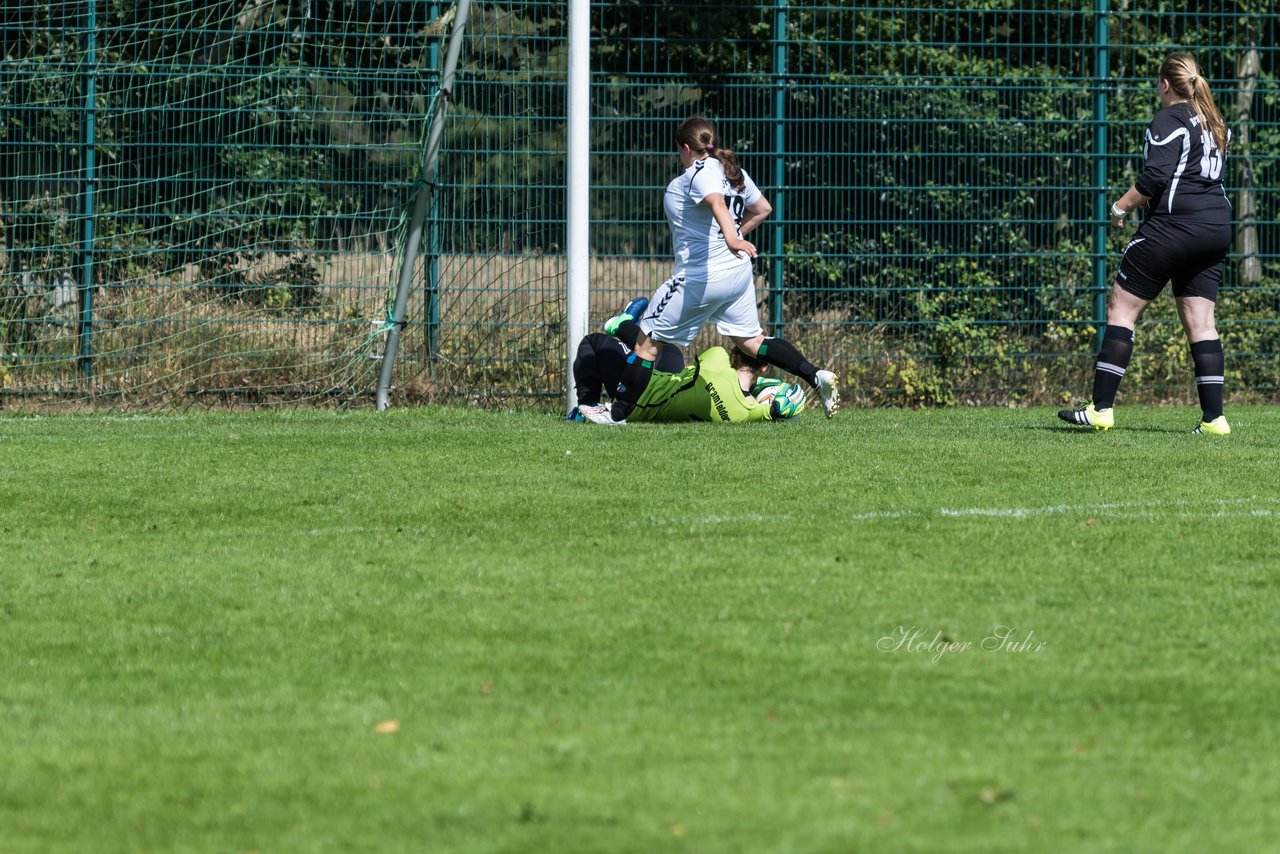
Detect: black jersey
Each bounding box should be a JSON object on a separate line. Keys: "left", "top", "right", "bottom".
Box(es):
{"left": 1133, "top": 102, "right": 1231, "bottom": 223}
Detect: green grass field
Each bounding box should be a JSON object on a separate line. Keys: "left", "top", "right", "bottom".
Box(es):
{"left": 3, "top": 405, "right": 1279, "bottom": 852}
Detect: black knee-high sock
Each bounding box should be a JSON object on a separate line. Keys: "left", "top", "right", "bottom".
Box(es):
{"left": 610, "top": 352, "right": 653, "bottom": 421}
{"left": 613, "top": 319, "right": 641, "bottom": 349}
{"left": 1191, "top": 338, "right": 1225, "bottom": 421}
{"left": 756, "top": 338, "right": 819, "bottom": 388}
{"left": 1092, "top": 325, "right": 1134, "bottom": 409}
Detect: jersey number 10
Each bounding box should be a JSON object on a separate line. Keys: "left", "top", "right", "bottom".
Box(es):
{"left": 716, "top": 195, "right": 747, "bottom": 238}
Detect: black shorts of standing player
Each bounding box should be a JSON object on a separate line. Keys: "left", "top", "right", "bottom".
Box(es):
{"left": 1116, "top": 216, "right": 1232, "bottom": 302}
{"left": 572, "top": 332, "right": 684, "bottom": 406}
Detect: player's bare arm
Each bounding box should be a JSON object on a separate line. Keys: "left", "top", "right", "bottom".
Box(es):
{"left": 737, "top": 197, "right": 773, "bottom": 238}
{"left": 1108, "top": 186, "right": 1151, "bottom": 228}
{"left": 704, "top": 192, "right": 757, "bottom": 258}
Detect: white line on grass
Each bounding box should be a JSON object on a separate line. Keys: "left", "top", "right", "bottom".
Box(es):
{"left": 842, "top": 496, "right": 1279, "bottom": 523}
{"left": 642, "top": 497, "right": 1279, "bottom": 528}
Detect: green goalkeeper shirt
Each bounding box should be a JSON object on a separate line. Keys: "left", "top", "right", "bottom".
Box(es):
{"left": 628, "top": 346, "right": 773, "bottom": 423}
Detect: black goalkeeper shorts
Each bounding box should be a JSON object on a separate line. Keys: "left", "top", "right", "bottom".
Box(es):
{"left": 1115, "top": 216, "right": 1232, "bottom": 302}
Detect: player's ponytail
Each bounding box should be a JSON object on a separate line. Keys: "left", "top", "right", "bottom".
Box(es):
{"left": 1160, "top": 52, "right": 1229, "bottom": 154}
{"left": 675, "top": 115, "right": 746, "bottom": 191}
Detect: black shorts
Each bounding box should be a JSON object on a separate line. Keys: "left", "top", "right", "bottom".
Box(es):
{"left": 1115, "top": 216, "right": 1232, "bottom": 302}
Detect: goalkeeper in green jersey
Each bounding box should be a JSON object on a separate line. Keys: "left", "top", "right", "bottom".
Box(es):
{"left": 627, "top": 345, "right": 801, "bottom": 423}
{"left": 573, "top": 302, "right": 805, "bottom": 424}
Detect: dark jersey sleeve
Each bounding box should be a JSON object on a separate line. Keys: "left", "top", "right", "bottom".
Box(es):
{"left": 1133, "top": 104, "right": 1231, "bottom": 222}
{"left": 1133, "top": 107, "right": 1189, "bottom": 201}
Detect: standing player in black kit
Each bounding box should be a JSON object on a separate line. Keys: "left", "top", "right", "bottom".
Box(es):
{"left": 1060, "top": 53, "right": 1233, "bottom": 435}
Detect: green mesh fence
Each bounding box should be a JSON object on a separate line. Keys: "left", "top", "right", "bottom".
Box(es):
{"left": 571, "top": 1, "right": 1280, "bottom": 406}
{"left": 3, "top": 2, "right": 1278, "bottom": 409}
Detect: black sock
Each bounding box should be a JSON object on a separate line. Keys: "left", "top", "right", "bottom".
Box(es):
{"left": 1191, "top": 338, "right": 1225, "bottom": 421}
{"left": 1092, "top": 325, "right": 1134, "bottom": 409}
{"left": 613, "top": 319, "right": 641, "bottom": 350}
{"left": 611, "top": 350, "right": 653, "bottom": 414}
{"left": 755, "top": 338, "right": 819, "bottom": 387}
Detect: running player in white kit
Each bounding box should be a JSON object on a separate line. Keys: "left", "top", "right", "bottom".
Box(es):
{"left": 607, "top": 116, "right": 839, "bottom": 422}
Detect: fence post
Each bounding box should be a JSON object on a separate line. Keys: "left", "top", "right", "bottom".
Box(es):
{"left": 1092, "top": 0, "right": 1110, "bottom": 353}
{"left": 78, "top": 0, "right": 98, "bottom": 380}
{"left": 769, "top": 0, "right": 787, "bottom": 338}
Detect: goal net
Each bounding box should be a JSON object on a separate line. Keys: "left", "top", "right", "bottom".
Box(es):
{"left": 1, "top": 0, "right": 561, "bottom": 410}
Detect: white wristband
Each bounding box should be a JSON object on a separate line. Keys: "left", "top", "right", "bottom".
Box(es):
{"left": 1110, "top": 202, "right": 1127, "bottom": 219}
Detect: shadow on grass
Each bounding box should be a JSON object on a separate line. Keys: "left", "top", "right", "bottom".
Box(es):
{"left": 1020, "top": 423, "right": 1189, "bottom": 434}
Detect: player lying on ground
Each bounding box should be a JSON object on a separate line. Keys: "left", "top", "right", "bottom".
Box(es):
{"left": 569, "top": 342, "right": 684, "bottom": 425}
{"left": 582, "top": 310, "right": 805, "bottom": 424}
{"left": 569, "top": 298, "right": 685, "bottom": 424}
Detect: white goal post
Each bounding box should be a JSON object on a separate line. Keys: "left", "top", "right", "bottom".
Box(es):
{"left": 564, "top": 0, "right": 591, "bottom": 414}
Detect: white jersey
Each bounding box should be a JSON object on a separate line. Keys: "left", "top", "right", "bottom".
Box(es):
{"left": 663, "top": 157, "right": 762, "bottom": 280}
